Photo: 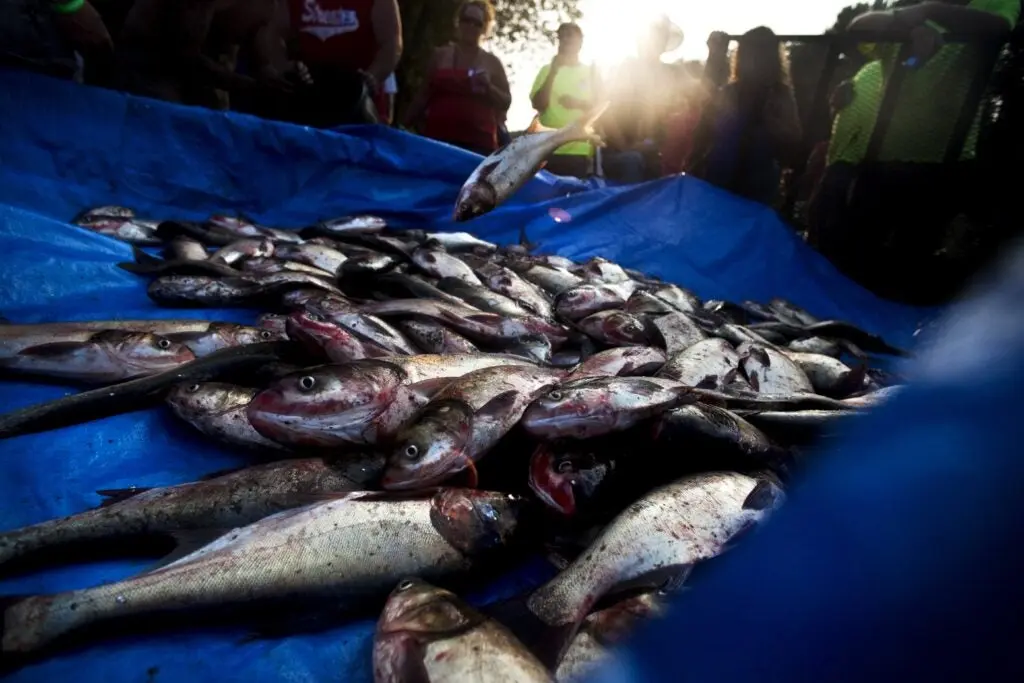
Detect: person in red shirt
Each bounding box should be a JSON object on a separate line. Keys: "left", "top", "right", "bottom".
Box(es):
{"left": 285, "top": 0, "right": 402, "bottom": 126}
{"left": 401, "top": 0, "right": 512, "bottom": 155}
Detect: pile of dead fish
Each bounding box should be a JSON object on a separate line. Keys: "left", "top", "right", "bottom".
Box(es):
{"left": 0, "top": 206, "right": 908, "bottom": 681}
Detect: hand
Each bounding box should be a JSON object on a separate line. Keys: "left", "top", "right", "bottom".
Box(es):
{"left": 290, "top": 61, "right": 313, "bottom": 86}
{"left": 469, "top": 69, "right": 490, "bottom": 94}
{"left": 707, "top": 31, "right": 729, "bottom": 55}
{"left": 359, "top": 70, "right": 379, "bottom": 93}
{"left": 256, "top": 65, "right": 297, "bottom": 94}
{"left": 906, "top": 23, "right": 944, "bottom": 67}
{"left": 53, "top": 2, "right": 113, "bottom": 57}
{"left": 830, "top": 80, "right": 855, "bottom": 113}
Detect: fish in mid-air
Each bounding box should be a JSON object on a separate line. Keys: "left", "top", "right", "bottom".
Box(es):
{"left": 453, "top": 103, "right": 609, "bottom": 221}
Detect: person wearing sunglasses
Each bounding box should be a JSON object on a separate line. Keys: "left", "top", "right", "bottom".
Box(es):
{"left": 402, "top": 0, "right": 512, "bottom": 156}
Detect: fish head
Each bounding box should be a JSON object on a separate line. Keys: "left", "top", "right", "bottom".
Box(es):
{"left": 377, "top": 578, "right": 473, "bottom": 637}
{"left": 505, "top": 334, "right": 552, "bottom": 364}
{"left": 246, "top": 361, "right": 405, "bottom": 445}
{"left": 527, "top": 444, "right": 614, "bottom": 516}
{"left": 429, "top": 489, "right": 527, "bottom": 555}
{"left": 603, "top": 311, "right": 651, "bottom": 345}
{"left": 373, "top": 579, "right": 477, "bottom": 682}
{"left": 225, "top": 324, "right": 284, "bottom": 346}
{"left": 285, "top": 310, "right": 367, "bottom": 361}
{"left": 97, "top": 330, "right": 195, "bottom": 371}
{"left": 166, "top": 382, "right": 254, "bottom": 420}
{"left": 280, "top": 288, "right": 330, "bottom": 309}
{"left": 382, "top": 399, "right": 475, "bottom": 489}
{"left": 554, "top": 286, "right": 600, "bottom": 319}
{"left": 453, "top": 180, "right": 497, "bottom": 222}
{"left": 521, "top": 378, "right": 615, "bottom": 439}
{"left": 257, "top": 314, "right": 289, "bottom": 335}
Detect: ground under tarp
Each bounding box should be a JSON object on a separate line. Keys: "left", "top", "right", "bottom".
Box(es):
{"left": 0, "top": 69, "right": 932, "bottom": 682}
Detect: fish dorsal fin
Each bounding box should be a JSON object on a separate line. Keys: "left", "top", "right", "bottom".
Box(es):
{"left": 15, "top": 341, "right": 88, "bottom": 358}
{"left": 95, "top": 486, "right": 153, "bottom": 507}
{"left": 146, "top": 528, "right": 235, "bottom": 572}
{"left": 475, "top": 390, "right": 519, "bottom": 421}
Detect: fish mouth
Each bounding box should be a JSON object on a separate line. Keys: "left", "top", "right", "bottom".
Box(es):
{"left": 527, "top": 447, "right": 575, "bottom": 515}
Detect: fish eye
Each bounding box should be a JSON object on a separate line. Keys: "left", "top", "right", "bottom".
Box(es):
{"left": 548, "top": 390, "right": 563, "bottom": 401}
{"left": 556, "top": 460, "right": 574, "bottom": 474}
{"left": 397, "top": 580, "right": 414, "bottom": 591}
{"left": 307, "top": 312, "right": 323, "bottom": 322}
{"left": 157, "top": 338, "right": 172, "bottom": 349}
{"left": 404, "top": 444, "right": 420, "bottom": 460}
{"left": 187, "top": 383, "right": 201, "bottom": 392}
{"left": 298, "top": 376, "right": 316, "bottom": 391}
{"left": 260, "top": 330, "right": 272, "bottom": 339}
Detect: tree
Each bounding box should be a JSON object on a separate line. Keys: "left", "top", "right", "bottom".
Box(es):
{"left": 395, "top": 0, "right": 581, "bottom": 119}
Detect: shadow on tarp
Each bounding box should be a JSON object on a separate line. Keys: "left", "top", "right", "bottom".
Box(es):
{"left": 0, "top": 68, "right": 935, "bottom": 683}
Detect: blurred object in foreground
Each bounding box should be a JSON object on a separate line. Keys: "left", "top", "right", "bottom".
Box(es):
{"left": 589, "top": 238, "right": 1024, "bottom": 683}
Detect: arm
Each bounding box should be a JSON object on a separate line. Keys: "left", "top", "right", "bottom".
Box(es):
{"left": 765, "top": 87, "right": 803, "bottom": 164}
{"left": 485, "top": 54, "right": 512, "bottom": 113}
{"left": 703, "top": 32, "right": 730, "bottom": 88}
{"left": 366, "top": 0, "right": 403, "bottom": 85}
{"left": 51, "top": 0, "right": 113, "bottom": 56}
{"left": 177, "top": 0, "right": 257, "bottom": 93}
{"left": 400, "top": 49, "right": 439, "bottom": 128}
{"left": 897, "top": 1, "right": 1016, "bottom": 35}
{"left": 531, "top": 63, "right": 559, "bottom": 112}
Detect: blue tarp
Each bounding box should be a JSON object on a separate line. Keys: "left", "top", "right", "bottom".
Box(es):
{"left": 0, "top": 68, "right": 931, "bottom": 682}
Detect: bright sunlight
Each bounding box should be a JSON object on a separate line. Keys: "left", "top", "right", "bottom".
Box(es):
{"left": 499, "top": 0, "right": 852, "bottom": 129}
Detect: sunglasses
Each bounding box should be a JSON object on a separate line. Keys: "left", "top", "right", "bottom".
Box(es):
{"left": 460, "top": 15, "right": 484, "bottom": 28}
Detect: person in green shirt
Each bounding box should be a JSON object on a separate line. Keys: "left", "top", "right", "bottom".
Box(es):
{"left": 530, "top": 23, "right": 600, "bottom": 178}
{"left": 808, "top": 0, "right": 1018, "bottom": 303}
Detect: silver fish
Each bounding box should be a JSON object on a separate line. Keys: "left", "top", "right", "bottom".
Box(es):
{"left": 522, "top": 376, "right": 695, "bottom": 439}
{"left": 275, "top": 243, "right": 348, "bottom": 275}
{"left": 657, "top": 338, "right": 742, "bottom": 390}
{"left": 737, "top": 342, "right": 814, "bottom": 394}
{"left": 517, "top": 265, "right": 585, "bottom": 296}
{"left": 166, "top": 322, "right": 283, "bottom": 357}
{"left": 648, "top": 312, "right": 707, "bottom": 356}
{"left": 0, "top": 330, "right": 195, "bottom": 384}
{"left": 517, "top": 472, "right": 785, "bottom": 667}
{"left": 424, "top": 231, "right": 498, "bottom": 252}
{"left": 436, "top": 278, "right": 532, "bottom": 317}
{"left": 1, "top": 489, "right": 526, "bottom": 653}
{"left": 209, "top": 238, "right": 274, "bottom": 265}
{"left": 474, "top": 262, "right": 554, "bottom": 319}
{"left": 413, "top": 248, "right": 483, "bottom": 285}
{"left": 0, "top": 456, "right": 381, "bottom": 568}
{"left": 783, "top": 351, "right": 867, "bottom": 398}
{"left": 398, "top": 320, "right": 479, "bottom": 355}
{"left": 166, "top": 382, "right": 287, "bottom": 451}
{"left": 374, "top": 579, "right": 552, "bottom": 683}
{"left": 384, "top": 365, "right": 564, "bottom": 488}
{"left": 453, "top": 103, "right": 608, "bottom": 221}
{"left": 570, "top": 347, "right": 667, "bottom": 378}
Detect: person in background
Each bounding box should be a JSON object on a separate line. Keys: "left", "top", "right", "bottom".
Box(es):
{"left": 375, "top": 72, "right": 397, "bottom": 125}
{"left": 0, "top": 0, "right": 114, "bottom": 84}
{"left": 401, "top": 0, "right": 512, "bottom": 156}
{"left": 660, "top": 60, "right": 711, "bottom": 176}
{"left": 808, "top": 0, "right": 1019, "bottom": 303}
{"left": 117, "top": 0, "right": 309, "bottom": 111}
{"left": 688, "top": 27, "right": 802, "bottom": 205}
{"left": 529, "top": 22, "right": 600, "bottom": 178}
{"left": 602, "top": 16, "right": 683, "bottom": 183}
{"left": 284, "top": 0, "right": 402, "bottom": 126}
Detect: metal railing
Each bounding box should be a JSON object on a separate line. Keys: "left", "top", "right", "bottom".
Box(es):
{"left": 720, "top": 31, "right": 1006, "bottom": 219}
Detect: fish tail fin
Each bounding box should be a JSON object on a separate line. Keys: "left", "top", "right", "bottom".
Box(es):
{"left": 526, "top": 115, "right": 555, "bottom": 134}
{"left": 564, "top": 101, "right": 611, "bottom": 145}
